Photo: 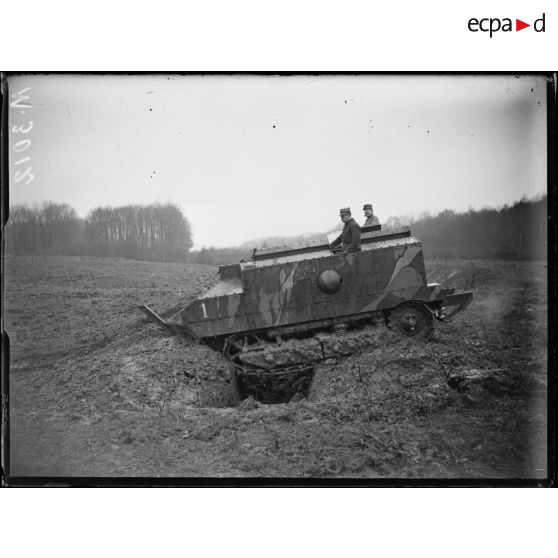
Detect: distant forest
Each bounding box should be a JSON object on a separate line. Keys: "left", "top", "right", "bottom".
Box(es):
{"left": 5, "top": 194, "right": 546, "bottom": 263}
{"left": 6, "top": 202, "right": 193, "bottom": 262}
{"left": 390, "top": 193, "right": 547, "bottom": 261}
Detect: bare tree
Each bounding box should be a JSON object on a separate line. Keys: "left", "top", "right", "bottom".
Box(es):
{"left": 83, "top": 202, "right": 192, "bottom": 261}
{"left": 6, "top": 202, "right": 80, "bottom": 255}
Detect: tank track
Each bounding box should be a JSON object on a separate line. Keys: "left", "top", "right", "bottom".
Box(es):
{"left": 223, "top": 324, "right": 386, "bottom": 403}
{"left": 221, "top": 304, "right": 434, "bottom": 403}
{"left": 231, "top": 326, "right": 383, "bottom": 370}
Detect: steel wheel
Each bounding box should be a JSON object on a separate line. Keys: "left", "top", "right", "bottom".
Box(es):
{"left": 387, "top": 303, "right": 432, "bottom": 338}
{"left": 223, "top": 333, "right": 262, "bottom": 364}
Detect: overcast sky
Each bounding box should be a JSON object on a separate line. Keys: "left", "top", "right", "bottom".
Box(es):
{"left": 8, "top": 74, "right": 547, "bottom": 250}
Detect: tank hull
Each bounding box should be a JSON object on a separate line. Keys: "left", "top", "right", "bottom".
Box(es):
{"left": 172, "top": 232, "right": 458, "bottom": 339}
{"left": 141, "top": 226, "right": 472, "bottom": 344}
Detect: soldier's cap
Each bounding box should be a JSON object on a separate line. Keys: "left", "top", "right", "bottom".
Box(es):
{"left": 363, "top": 204, "right": 373, "bottom": 210}
{"left": 339, "top": 207, "right": 351, "bottom": 216}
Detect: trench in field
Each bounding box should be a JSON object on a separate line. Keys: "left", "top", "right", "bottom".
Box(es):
{"left": 232, "top": 365, "right": 316, "bottom": 405}
{"left": 195, "top": 322, "right": 403, "bottom": 408}
{"left": 193, "top": 366, "right": 317, "bottom": 408}
{"left": 210, "top": 323, "right": 390, "bottom": 407}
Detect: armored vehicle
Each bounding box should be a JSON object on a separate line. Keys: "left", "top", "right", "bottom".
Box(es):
{"left": 141, "top": 225, "right": 472, "bottom": 398}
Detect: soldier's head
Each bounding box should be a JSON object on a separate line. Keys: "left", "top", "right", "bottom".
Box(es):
{"left": 363, "top": 204, "right": 373, "bottom": 217}
{"left": 339, "top": 208, "right": 352, "bottom": 223}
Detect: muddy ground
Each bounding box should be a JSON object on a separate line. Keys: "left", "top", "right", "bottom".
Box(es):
{"left": 4, "top": 256, "right": 548, "bottom": 479}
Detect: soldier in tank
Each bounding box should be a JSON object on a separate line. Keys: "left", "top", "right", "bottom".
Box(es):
{"left": 329, "top": 208, "right": 362, "bottom": 254}
{"left": 362, "top": 204, "right": 379, "bottom": 227}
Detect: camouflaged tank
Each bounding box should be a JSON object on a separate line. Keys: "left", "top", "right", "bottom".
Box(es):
{"left": 140, "top": 225, "right": 473, "bottom": 378}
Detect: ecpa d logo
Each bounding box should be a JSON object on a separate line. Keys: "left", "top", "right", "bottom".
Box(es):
{"left": 468, "top": 13, "right": 546, "bottom": 37}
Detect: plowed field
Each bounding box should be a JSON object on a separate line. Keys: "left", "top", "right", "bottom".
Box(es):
{"left": 4, "top": 256, "right": 547, "bottom": 479}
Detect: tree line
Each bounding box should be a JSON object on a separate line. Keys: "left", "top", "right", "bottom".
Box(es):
{"left": 385, "top": 194, "right": 547, "bottom": 260}
{"left": 6, "top": 201, "right": 193, "bottom": 262}
{"left": 6, "top": 194, "right": 546, "bottom": 264}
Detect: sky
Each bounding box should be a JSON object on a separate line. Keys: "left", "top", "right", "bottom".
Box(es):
{"left": 8, "top": 74, "right": 547, "bottom": 250}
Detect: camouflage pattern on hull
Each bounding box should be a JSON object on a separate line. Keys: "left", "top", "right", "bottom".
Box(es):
{"left": 167, "top": 227, "right": 472, "bottom": 340}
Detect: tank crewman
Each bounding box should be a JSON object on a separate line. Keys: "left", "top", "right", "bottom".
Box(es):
{"left": 329, "top": 208, "right": 362, "bottom": 254}
{"left": 363, "top": 204, "right": 379, "bottom": 227}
